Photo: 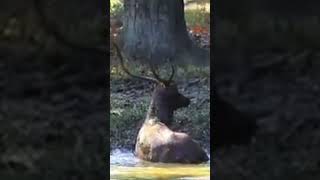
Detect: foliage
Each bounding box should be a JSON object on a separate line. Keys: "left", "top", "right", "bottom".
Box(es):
{"left": 110, "top": 0, "right": 124, "bottom": 18}
{"left": 184, "top": 0, "right": 209, "bottom": 3}
{"left": 175, "top": 99, "right": 210, "bottom": 142}
{"left": 185, "top": 8, "right": 210, "bottom": 30}
{"left": 110, "top": 94, "right": 149, "bottom": 148}
{"left": 110, "top": 97, "right": 148, "bottom": 130}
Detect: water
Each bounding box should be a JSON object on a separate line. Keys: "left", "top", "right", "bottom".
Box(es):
{"left": 110, "top": 149, "right": 211, "bottom": 180}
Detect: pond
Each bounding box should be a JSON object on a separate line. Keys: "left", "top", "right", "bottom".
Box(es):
{"left": 110, "top": 149, "right": 211, "bottom": 180}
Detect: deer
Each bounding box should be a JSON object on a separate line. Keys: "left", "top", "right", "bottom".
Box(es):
{"left": 112, "top": 42, "right": 209, "bottom": 164}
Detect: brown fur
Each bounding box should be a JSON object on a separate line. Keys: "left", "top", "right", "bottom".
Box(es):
{"left": 134, "top": 84, "right": 208, "bottom": 164}
{"left": 135, "top": 118, "right": 208, "bottom": 163}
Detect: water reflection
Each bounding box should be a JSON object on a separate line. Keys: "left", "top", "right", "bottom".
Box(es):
{"left": 110, "top": 149, "right": 140, "bottom": 167}
{"left": 110, "top": 149, "right": 210, "bottom": 180}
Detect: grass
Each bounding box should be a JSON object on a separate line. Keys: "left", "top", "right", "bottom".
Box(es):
{"left": 110, "top": 95, "right": 149, "bottom": 148}
{"left": 110, "top": 62, "right": 210, "bottom": 80}
{"left": 184, "top": 8, "right": 210, "bottom": 29}
{"left": 110, "top": 96, "right": 148, "bottom": 130}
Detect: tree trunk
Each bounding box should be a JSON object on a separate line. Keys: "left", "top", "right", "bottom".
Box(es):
{"left": 120, "top": 0, "right": 209, "bottom": 66}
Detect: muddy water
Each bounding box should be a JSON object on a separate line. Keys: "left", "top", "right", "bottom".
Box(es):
{"left": 110, "top": 149, "right": 211, "bottom": 180}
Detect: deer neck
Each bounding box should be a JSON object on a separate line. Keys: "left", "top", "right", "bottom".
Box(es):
{"left": 145, "top": 98, "right": 173, "bottom": 125}
{"left": 145, "top": 98, "right": 159, "bottom": 123}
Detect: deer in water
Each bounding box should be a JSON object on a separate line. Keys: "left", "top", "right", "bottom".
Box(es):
{"left": 112, "top": 42, "right": 209, "bottom": 164}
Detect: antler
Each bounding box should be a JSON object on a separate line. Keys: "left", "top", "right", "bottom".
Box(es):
{"left": 112, "top": 42, "right": 161, "bottom": 84}
{"left": 149, "top": 57, "right": 175, "bottom": 86}
{"left": 112, "top": 42, "right": 175, "bottom": 86}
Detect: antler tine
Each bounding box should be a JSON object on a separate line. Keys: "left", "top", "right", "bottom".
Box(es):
{"left": 149, "top": 62, "right": 166, "bottom": 84}
{"left": 148, "top": 57, "right": 175, "bottom": 86}
{"left": 112, "top": 42, "right": 160, "bottom": 84}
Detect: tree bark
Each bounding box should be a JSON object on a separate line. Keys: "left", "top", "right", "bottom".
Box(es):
{"left": 120, "top": 0, "right": 209, "bottom": 66}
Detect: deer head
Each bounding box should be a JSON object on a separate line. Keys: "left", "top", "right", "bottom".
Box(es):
{"left": 112, "top": 42, "right": 190, "bottom": 125}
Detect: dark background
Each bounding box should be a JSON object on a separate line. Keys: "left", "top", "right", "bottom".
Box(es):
{"left": 0, "top": 0, "right": 108, "bottom": 179}
{"left": 214, "top": 0, "right": 320, "bottom": 179}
